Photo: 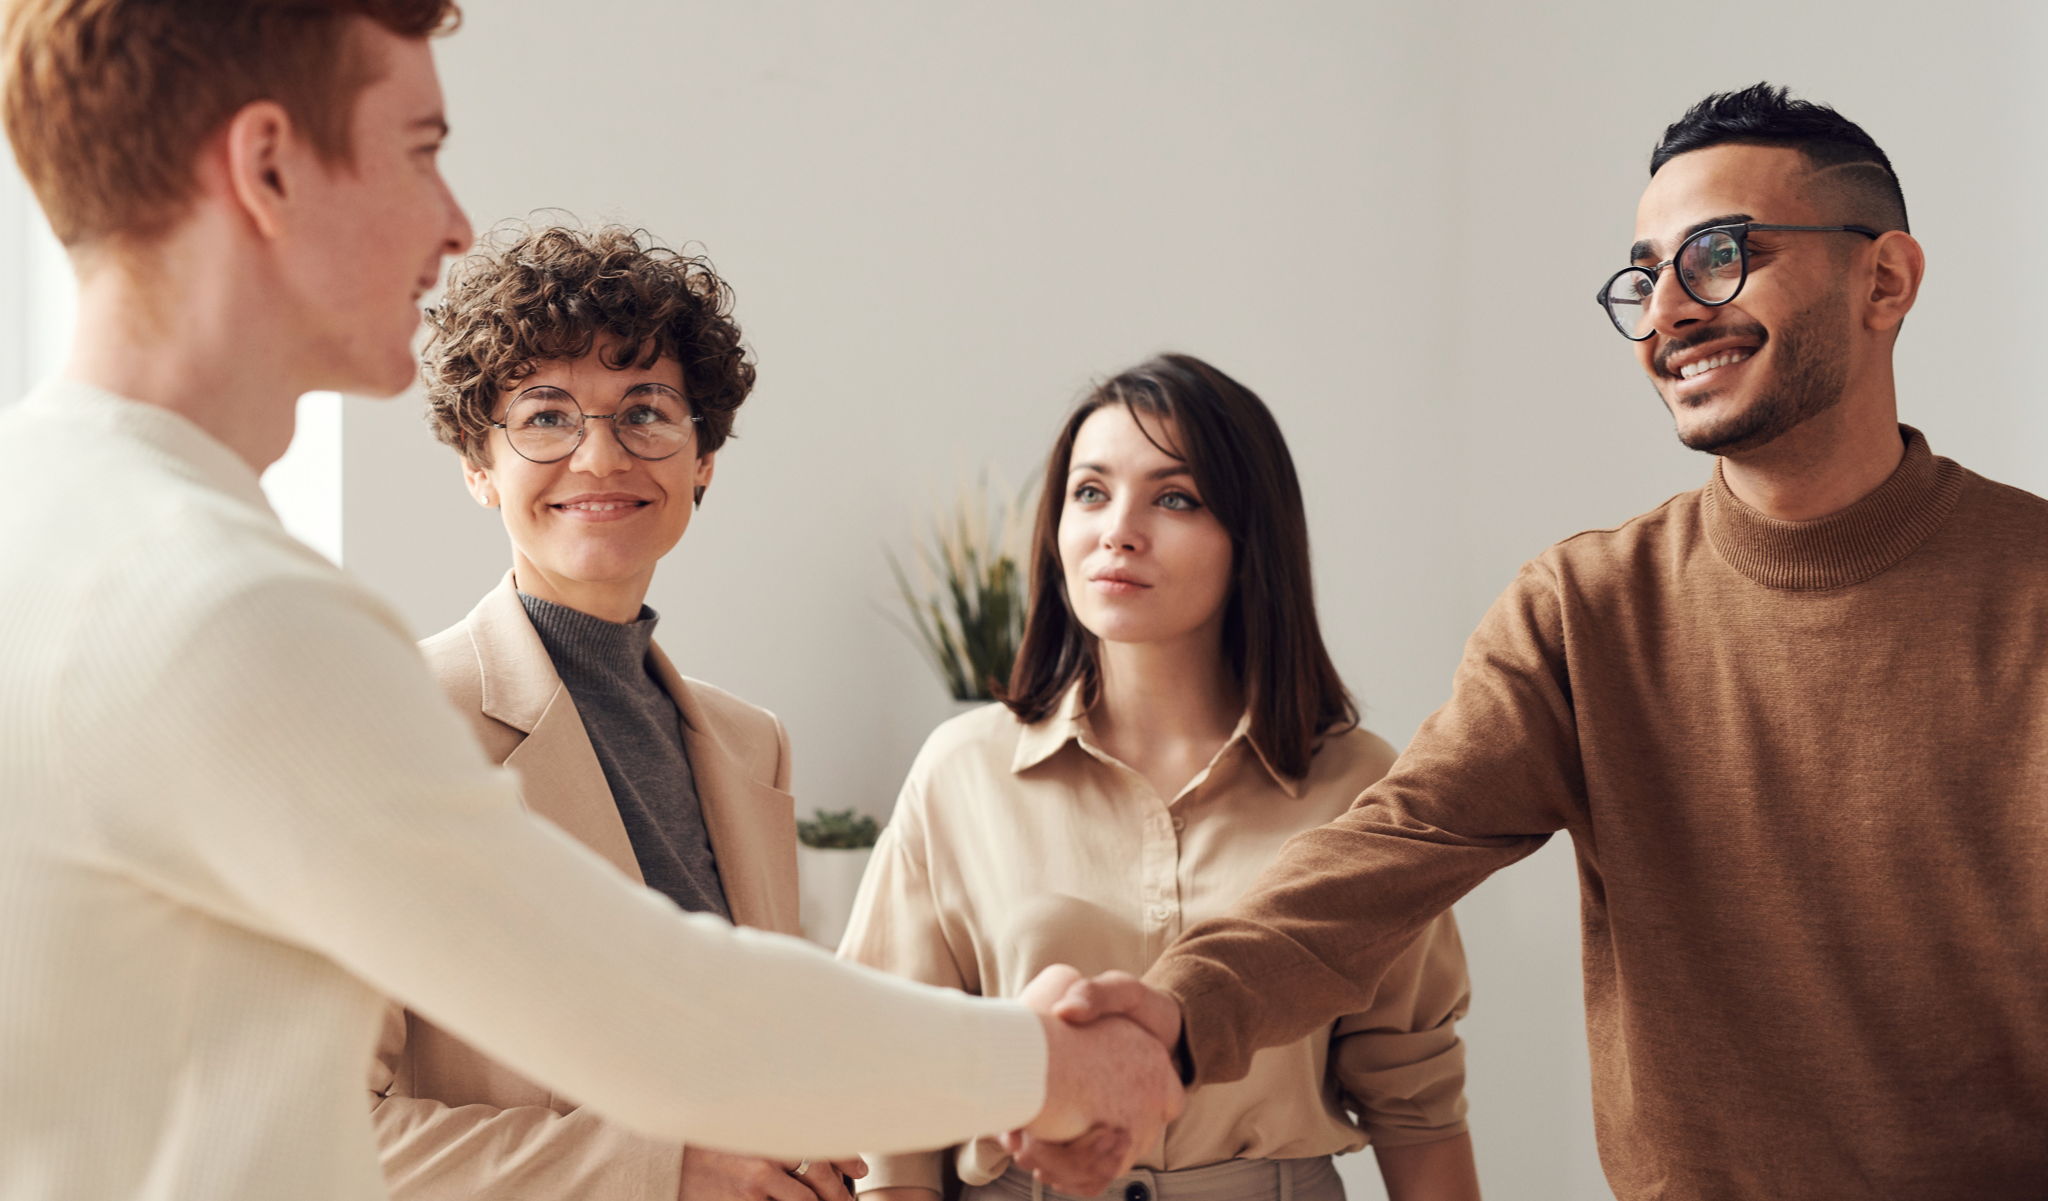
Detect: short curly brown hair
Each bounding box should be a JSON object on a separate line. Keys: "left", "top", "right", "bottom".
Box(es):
{"left": 423, "top": 222, "right": 755, "bottom": 465}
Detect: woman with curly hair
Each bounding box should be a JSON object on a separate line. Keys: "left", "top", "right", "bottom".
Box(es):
{"left": 369, "top": 223, "right": 861, "bottom": 1201}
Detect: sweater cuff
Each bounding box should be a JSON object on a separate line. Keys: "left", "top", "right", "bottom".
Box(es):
{"left": 969, "top": 1000, "right": 1048, "bottom": 1132}
{"left": 1143, "top": 956, "right": 1248, "bottom": 1089}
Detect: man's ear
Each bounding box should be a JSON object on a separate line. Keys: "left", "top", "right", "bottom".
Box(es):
{"left": 220, "top": 100, "right": 300, "bottom": 241}
{"left": 1864, "top": 230, "right": 1925, "bottom": 334}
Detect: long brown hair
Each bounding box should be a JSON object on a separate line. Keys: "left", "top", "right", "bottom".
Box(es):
{"left": 1001, "top": 353, "right": 1356, "bottom": 777}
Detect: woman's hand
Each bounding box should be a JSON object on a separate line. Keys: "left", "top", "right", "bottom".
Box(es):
{"left": 677, "top": 1146, "right": 868, "bottom": 1201}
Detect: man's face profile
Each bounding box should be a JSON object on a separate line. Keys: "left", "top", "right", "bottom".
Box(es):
{"left": 1628, "top": 143, "right": 1860, "bottom": 457}
{"left": 281, "top": 20, "right": 472, "bottom": 398}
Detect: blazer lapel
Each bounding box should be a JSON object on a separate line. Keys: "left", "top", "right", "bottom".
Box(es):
{"left": 470, "top": 573, "right": 644, "bottom": 884}
{"left": 649, "top": 647, "right": 800, "bottom": 934}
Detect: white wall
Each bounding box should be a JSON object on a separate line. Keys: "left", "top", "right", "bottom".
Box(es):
{"left": 331, "top": 3, "right": 2047, "bottom": 1198}
{"left": 0, "top": 176, "right": 73, "bottom": 403}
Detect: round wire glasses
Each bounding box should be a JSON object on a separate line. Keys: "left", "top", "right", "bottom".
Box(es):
{"left": 1595, "top": 222, "right": 1881, "bottom": 341}
{"left": 489, "top": 383, "right": 701, "bottom": 463}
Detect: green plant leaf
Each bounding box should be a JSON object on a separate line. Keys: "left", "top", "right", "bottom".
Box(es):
{"left": 884, "top": 470, "right": 1037, "bottom": 702}
{"left": 796, "top": 807, "right": 882, "bottom": 849}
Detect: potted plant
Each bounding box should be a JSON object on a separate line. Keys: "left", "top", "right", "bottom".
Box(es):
{"left": 888, "top": 473, "right": 1035, "bottom": 705}
{"left": 795, "top": 807, "right": 881, "bottom": 947}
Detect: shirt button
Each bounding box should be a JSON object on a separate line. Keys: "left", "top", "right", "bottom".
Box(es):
{"left": 1170, "top": 815, "right": 1186, "bottom": 831}
{"left": 1149, "top": 904, "right": 1172, "bottom": 922}
{"left": 1125, "top": 1184, "right": 1151, "bottom": 1201}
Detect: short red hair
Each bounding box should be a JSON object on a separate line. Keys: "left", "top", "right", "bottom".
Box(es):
{"left": 3, "top": 0, "right": 461, "bottom": 247}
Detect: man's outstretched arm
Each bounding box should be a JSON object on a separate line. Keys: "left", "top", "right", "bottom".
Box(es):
{"left": 1012, "top": 558, "right": 1587, "bottom": 1179}
{"left": 97, "top": 572, "right": 1180, "bottom": 1164}
{"left": 1154, "top": 559, "right": 1582, "bottom": 1084}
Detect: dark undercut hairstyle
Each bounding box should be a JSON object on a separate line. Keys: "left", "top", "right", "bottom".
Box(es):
{"left": 1001, "top": 353, "right": 1357, "bottom": 779}
{"left": 1651, "top": 83, "right": 1909, "bottom": 233}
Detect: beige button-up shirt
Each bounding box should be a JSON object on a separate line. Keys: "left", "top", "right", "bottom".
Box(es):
{"left": 840, "top": 687, "right": 1470, "bottom": 1193}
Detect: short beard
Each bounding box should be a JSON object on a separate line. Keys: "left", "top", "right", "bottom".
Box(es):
{"left": 1667, "top": 290, "right": 1851, "bottom": 456}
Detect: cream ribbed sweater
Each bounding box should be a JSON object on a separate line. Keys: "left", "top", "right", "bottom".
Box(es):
{"left": 0, "top": 381, "right": 1045, "bottom": 1201}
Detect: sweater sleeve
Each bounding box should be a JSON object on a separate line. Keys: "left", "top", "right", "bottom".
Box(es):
{"left": 76, "top": 572, "right": 1046, "bottom": 1160}
{"left": 836, "top": 784, "right": 971, "bottom": 1196}
{"left": 1328, "top": 912, "right": 1471, "bottom": 1147}
{"left": 1148, "top": 558, "right": 1582, "bottom": 1088}
{"left": 366, "top": 1002, "right": 684, "bottom": 1200}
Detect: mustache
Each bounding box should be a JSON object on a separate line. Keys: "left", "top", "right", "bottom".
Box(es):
{"left": 1656, "top": 322, "right": 1768, "bottom": 378}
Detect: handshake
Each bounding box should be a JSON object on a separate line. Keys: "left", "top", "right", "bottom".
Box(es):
{"left": 1004, "top": 966, "right": 1189, "bottom": 1196}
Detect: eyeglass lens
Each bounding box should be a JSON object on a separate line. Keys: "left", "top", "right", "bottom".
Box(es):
{"left": 503, "top": 385, "right": 693, "bottom": 463}
{"left": 1601, "top": 228, "right": 1744, "bottom": 340}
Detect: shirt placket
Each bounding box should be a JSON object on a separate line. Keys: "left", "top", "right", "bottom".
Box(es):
{"left": 1150, "top": 763, "right": 1221, "bottom": 957}
{"left": 1075, "top": 736, "right": 1192, "bottom": 957}
{"left": 1138, "top": 791, "right": 1183, "bottom": 956}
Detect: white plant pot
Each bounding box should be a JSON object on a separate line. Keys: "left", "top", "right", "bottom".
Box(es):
{"left": 797, "top": 844, "right": 875, "bottom": 948}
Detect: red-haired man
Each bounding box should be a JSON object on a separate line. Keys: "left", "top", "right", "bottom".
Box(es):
{"left": 0, "top": 5, "right": 1177, "bottom": 1199}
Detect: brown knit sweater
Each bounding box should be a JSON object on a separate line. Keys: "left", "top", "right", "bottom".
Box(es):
{"left": 1149, "top": 427, "right": 2048, "bottom": 1200}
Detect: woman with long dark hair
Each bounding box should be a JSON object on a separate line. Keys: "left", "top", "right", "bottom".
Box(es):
{"left": 842, "top": 354, "right": 1480, "bottom": 1201}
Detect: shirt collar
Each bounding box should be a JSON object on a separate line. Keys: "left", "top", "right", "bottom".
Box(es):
{"left": 1010, "top": 679, "right": 1304, "bottom": 798}
{"left": 1009, "top": 682, "right": 1091, "bottom": 773}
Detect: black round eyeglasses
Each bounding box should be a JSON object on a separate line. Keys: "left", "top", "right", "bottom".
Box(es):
{"left": 1595, "top": 222, "right": 1881, "bottom": 341}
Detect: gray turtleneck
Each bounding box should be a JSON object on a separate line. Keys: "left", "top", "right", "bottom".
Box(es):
{"left": 519, "top": 592, "right": 730, "bottom": 920}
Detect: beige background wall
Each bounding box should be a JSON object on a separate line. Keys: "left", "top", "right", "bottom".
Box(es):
{"left": 338, "top": 6, "right": 2045, "bottom": 1198}
{"left": 12, "top": 2, "right": 2041, "bottom": 1198}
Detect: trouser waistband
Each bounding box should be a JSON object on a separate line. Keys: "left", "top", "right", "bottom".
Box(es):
{"left": 980, "top": 1154, "right": 1338, "bottom": 1201}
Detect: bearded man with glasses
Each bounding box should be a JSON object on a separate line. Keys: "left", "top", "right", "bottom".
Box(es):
{"left": 1021, "top": 83, "right": 2048, "bottom": 1201}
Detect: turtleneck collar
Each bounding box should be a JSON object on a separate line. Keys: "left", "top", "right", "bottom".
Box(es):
{"left": 1702, "top": 425, "right": 1965, "bottom": 591}
{"left": 519, "top": 591, "right": 661, "bottom": 689}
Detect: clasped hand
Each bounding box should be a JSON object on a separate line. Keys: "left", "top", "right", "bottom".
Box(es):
{"left": 1006, "top": 966, "right": 1187, "bottom": 1196}
{"left": 676, "top": 1146, "right": 867, "bottom": 1201}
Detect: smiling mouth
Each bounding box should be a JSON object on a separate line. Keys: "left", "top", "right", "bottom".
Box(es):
{"left": 1676, "top": 349, "right": 1754, "bottom": 380}
{"left": 553, "top": 501, "right": 648, "bottom": 513}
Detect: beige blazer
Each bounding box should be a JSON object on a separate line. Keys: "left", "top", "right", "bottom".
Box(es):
{"left": 369, "top": 573, "right": 800, "bottom": 1199}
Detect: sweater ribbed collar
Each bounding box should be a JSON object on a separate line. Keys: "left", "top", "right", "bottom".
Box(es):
{"left": 1702, "top": 425, "right": 1964, "bottom": 591}
{"left": 518, "top": 592, "right": 661, "bottom": 690}
{"left": 22, "top": 378, "right": 272, "bottom": 515}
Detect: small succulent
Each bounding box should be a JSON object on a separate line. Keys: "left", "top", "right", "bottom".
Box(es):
{"left": 797, "top": 807, "right": 882, "bottom": 850}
